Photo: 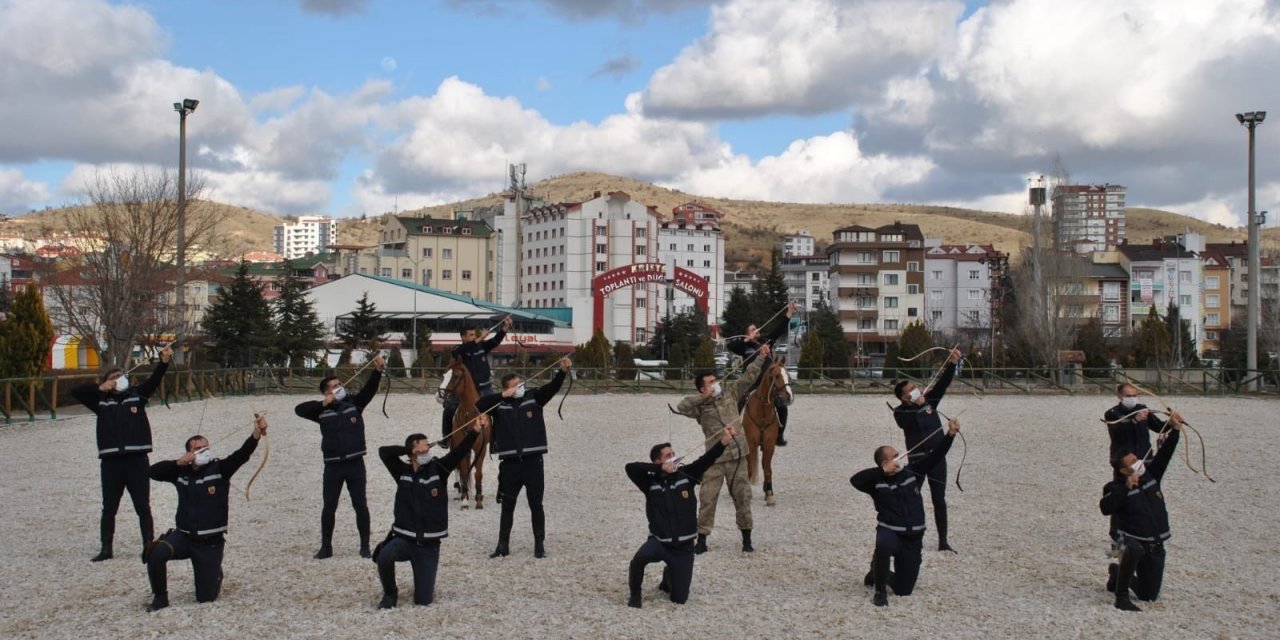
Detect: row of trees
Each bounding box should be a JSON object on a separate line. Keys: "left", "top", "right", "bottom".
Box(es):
{"left": 0, "top": 284, "right": 54, "bottom": 379}
{"left": 201, "top": 261, "right": 327, "bottom": 368}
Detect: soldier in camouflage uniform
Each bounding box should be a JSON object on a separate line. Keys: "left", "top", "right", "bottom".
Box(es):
{"left": 674, "top": 343, "right": 772, "bottom": 554}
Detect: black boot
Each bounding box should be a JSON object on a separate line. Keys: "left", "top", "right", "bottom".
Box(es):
{"left": 315, "top": 514, "right": 335, "bottom": 559}
{"left": 491, "top": 503, "right": 514, "bottom": 558}
{"left": 873, "top": 589, "right": 888, "bottom": 607}
{"left": 658, "top": 567, "right": 670, "bottom": 593}
{"left": 1114, "top": 595, "right": 1141, "bottom": 612}
{"left": 359, "top": 530, "right": 372, "bottom": 559}
{"left": 776, "top": 424, "right": 788, "bottom": 447}
{"left": 694, "top": 534, "right": 708, "bottom": 555}
{"left": 938, "top": 541, "right": 957, "bottom": 553}
{"left": 314, "top": 544, "right": 333, "bottom": 559}
{"left": 627, "top": 562, "right": 644, "bottom": 608}
{"left": 741, "top": 529, "right": 754, "bottom": 553}
{"left": 1113, "top": 547, "right": 1142, "bottom": 611}
{"left": 147, "top": 593, "right": 169, "bottom": 612}
{"left": 139, "top": 510, "right": 154, "bottom": 550}
{"left": 92, "top": 515, "right": 115, "bottom": 562}
{"left": 1106, "top": 563, "right": 1118, "bottom": 593}
{"left": 532, "top": 509, "right": 546, "bottom": 558}
{"left": 872, "top": 551, "right": 891, "bottom": 606}
{"left": 377, "top": 560, "right": 398, "bottom": 609}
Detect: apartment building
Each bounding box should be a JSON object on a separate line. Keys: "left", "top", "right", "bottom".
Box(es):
{"left": 658, "top": 203, "right": 726, "bottom": 322}
{"left": 1199, "top": 248, "right": 1231, "bottom": 357}
{"left": 826, "top": 222, "right": 926, "bottom": 365}
{"left": 1052, "top": 184, "right": 1126, "bottom": 254}
{"left": 274, "top": 215, "right": 338, "bottom": 260}
{"left": 923, "top": 241, "right": 1003, "bottom": 336}
{"left": 781, "top": 253, "right": 830, "bottom": 313}
{"left": 1118, "top": 234, "right": 1205, "bottom": 356}
{"left": 362, "top": 215, "right": 494, "bottom": 300}
{"left": 782, "top": 229, "right": 816, "bottom": 258}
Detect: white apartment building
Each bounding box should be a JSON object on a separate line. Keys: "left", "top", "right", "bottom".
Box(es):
{"left": 274, "top": 215, "right": 338, "bottom": 260}
{"left": 781, "top": 253, "right": 830, "bottom": 312}
{"left": 782, "top": 229, "right": 816, "bottom": 258}
{"left": 1052, "top": 184, "right": 1126, "bottom": 255}
{"left": 658, "top": 203, "right": 725, "bottom": 323}
{"left": 1119, "top": 233, "right": 1205, "bottom": 357}
{"left": 826, "top": 223, "right": 927, "bottom": 365}
{"left": 924, "top": 241, "right": 1000, "bottom": 335}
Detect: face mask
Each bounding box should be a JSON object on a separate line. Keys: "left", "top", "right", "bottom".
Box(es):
{"left": 194, "top": 448, "right": 214, "bottom": 467}
{"left": 1120, "top": 397, "right": 1137, "bottom": 410}
{"left": 1129, "top": 459, "right": 1146, "bottom": 477}
{"left": 908, "top": 388, "right": 922, "bottom": 403}
{"left": 711, "top": 382, "right": 723, "bottom": 397}
{"left": 893, "top": 453, "right": 910, "bottom": 472}
{"left": 333, "top": 386, "right": 347, "bottom": 401}
{"left": 416, "top": 454, "right": 431, "bottom": 465}
{"left": 114, "top": 375, "right": 130, "bottom": 393}
{"left": 513, "top": 383, "right": 526, "bottom": 399}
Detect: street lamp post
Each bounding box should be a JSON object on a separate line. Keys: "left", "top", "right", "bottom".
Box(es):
{"left": 173, "top": 98, "right": 198, "bottom": 365}
{"left": 1237, "top": 111, "right": 1266, "bottom": 390}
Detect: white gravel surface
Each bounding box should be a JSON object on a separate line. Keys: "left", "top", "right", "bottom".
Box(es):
{"left": 1, "top": 392, "right": 1276, "bottom": 639}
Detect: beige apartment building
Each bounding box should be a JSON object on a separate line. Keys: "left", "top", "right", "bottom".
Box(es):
{"left": 340, "top": 215, "right": 495, "bottom": 301}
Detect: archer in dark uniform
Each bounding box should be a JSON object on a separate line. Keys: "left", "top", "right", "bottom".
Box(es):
{"left": 71, "top": 345, "right": 173, "bottom": 562}
{"left": 373, "top": 417, "right": 484, "bottom": 608}
{"left": 851, "top": 417, "right": 959, "bottom": 607}
{"left": 294, "top": 355, "right": 384, "bottom": 559}
{"left": 475, "top": 356, "right": 570, "bottom": 559}
{"left": 724, "top": 301, "right": 796, "bottom": 445}
{"left": 144, "top": 413, "right": 266, "bottom": 611}
{"left": 890, "top": 347, "right": 961, "bottom": 552}
{"left": 440, "top": 317, "right": 511, "bottom": 448}
{"left": 625, "top": 426, "right": 736, "bottom": 608}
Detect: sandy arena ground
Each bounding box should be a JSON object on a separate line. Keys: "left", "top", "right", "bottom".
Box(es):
{"left": 1, "top": 391, "right": 1276, "bottom": 639}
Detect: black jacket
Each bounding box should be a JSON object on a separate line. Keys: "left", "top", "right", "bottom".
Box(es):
{"left": 1100, "top": 430, "right": 1179, "bottom": 543}
{"left": 149, "top": 434, "right": 259, "bottom": 538}
{"left": 379, "top": 430, "right": 478, "bottom": 545}
{"left": 893, "top": 362, "right": 956, "bottom": 455}
{"left": 851, "top": 434, "right": 954, "bottom": 534}
{"left": 72, "top": 362, "right": 169, "bottom": 459}
{"left": 476, "top": 369, "right": 565, "bottom": 460}
{"left": 724, "top": 321, "right": 788, "bottom": 367}
{"left": 1104, "top": 402, "right": 1166, "bottom": 462}
{"left": 451, "top": 330, "right": 506, "bottom": 390}
{"left": 626, "top": 441, "right": 725, "bottom": 547}
{"left": 294, "top": 370, "right": 382, "bottom": 462}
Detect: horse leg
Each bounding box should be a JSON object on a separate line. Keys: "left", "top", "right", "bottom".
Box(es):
{"left": 763, "top": 425, "right": 777, "bottom": 506}
{"left": 458, "top": 454, "right": 472, "bottom": 509}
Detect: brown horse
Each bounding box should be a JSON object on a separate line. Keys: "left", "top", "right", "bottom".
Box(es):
{"left": 742, "top": 359, "right": 790, "bottom": 506}
{"left": 442, "top": 358, "right": 491, "bottom": 509}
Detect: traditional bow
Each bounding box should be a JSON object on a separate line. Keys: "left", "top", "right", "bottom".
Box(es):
{"left": 885, "top": 401, "right": 969, "bottom": 491}
{"left": 1120, "top": 376, "right": 1214, "bottom": 482}
{"left": 244, "top": 409, "right": 270, "bottom": 501}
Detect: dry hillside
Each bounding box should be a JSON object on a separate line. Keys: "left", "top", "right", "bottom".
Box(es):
{"left": 6, "top": 172, "right": 1274, "bottom": 270}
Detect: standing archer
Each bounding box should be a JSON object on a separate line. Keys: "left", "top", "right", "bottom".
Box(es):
{"left": 439, "top": 316, "right": 512, "bottom": 448}
{"left": 890, "top": 347, "right": 962, "bottom": 553}
{"left": 294, "top": 355, "right": 384, "bottom": 559}
{"left": 724, "top": 301, "right": 796, "bottom": 445}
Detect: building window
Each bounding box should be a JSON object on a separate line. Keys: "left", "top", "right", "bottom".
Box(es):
{"left": 686, "top": 244, "right": 694, "bottom": 251}
{"left": 1104, "top": 304, "right": 1120, "bottom": 323}
{"left": 1206, "top": 276, "right": 1220, "bottom": 289}
{"left": 884, "top": 319, "right": 900, "bottom": 331}
{"left": 704, "top": 260, "right": 711, "bottom": 268}
{"left": 968, "top": 289, "right": 981, "bottom": 300}
{"left": 422, "top": 226, "right": 432, "bottom": 234}
{"left": 422, "top": 248, "right": 432, "bottom": 258}
{"left": 883, "top": 273, "right": 899, "bottom": 286}
{"left": 931, "top": 309, "right": 943, "bottom": 321}
{"left": 884, "top": 297, "right": 899, "bottom": 309}
{"left": 635, "top": 228, "right": 646, "bottom": 238}
{"left": 597, "top": 226, "right": 607, "bottom": 236}
{"left": 1179, "top": 270, "right": 1192, "bottom": 283}
{"left": 1179, "top": 294, "right": 1192, "bottom": 307}
{"left": 686, "top": 260, "right": 694, "bottom": 267}
{"left": 401, "top": 268, "right": 412, "bottom": 279}
{"left": 462, "top": 227, "right": 472, "bottom": 235}
{"left": 907, "top": 284, "right": 919, "bottom": 294}
{"left": 442, "top": 270, "right": 452, "bottom": 280}
{"left": 812, "top": 286, "right": 821, "bottom": 295}
{"left": 596, "top": 261, "right": 606, "bottom": 271}
{"left": 1206, "top": 331, "right": 1218, "bottom": 341}
{"left": 856, "top": 252, "right": 876, "bottom": 265}
{"left": 907, "top": 262, "right": 920, "bottom": 272}
{"left": 669, "top": 243, "right": 677, "bottom": 251}
{"left": 930, "top": 290, "right": 943, "bottom": 301}
{"left": 462, "top": 270, "right": 472, "bottom": 280}
{"left": 1102, "top": 281, "right": 1120, "bottom": 301}
{"left": 381, "top": 268, "right": 391, "bottom": 277}
{"left": 859, "top": 318, "right": 874, "bottom": 330}
{"left": 931, "top": 269, "right": 942, "bottom": 280}
{"left": 856, "top": 273, "right": 875, "bottom": 285}
{"left": 1207, "top": 312, "right": 1221, "bottom": 326}
{"left": 883, "top": 250, "right": 900, "bottom": 263}
{"left": 636, "top": 298, "right": 647, "bottom": 308}
{"left": 422, "top": 269, "right": 431, "bottom": 285}
{"left": 442, "top": 248, "right": 453, "bottom": 259}
{"left": 908, "top": 307, "right": 918, "bottom": 317}
{"left": 596, "top": 244, "right": 608, "bottom": 254}
{"left": 441, "top": 227, "right": 453, "bottom": 234}
{"left": 636, "top": 245, "right": 646, "bottom": 255}
{"left": 1206, "top": 294, "right": 1220, "bottom": 308}
{"left": 964, "top": 310, "right": 980, "bottom": 325}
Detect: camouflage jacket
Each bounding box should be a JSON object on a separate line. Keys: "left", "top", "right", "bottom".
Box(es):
{"left": 674, "top": 355, "right": 768, "bottom": 463}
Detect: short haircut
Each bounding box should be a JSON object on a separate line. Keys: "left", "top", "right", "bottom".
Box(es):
{"left": 893, "top": 380, "right": 910, "bottom": 398}
{"left": 185, "top": 435, "right": 208, "bottom": 452}
{"left": 1116, "top": 383, "right": 1135, "bottom": 396}
{"left": 459, "top": 327, "right": 473, "bottom": 337}
{"left": 694, "top": 371, "right": 716, "bottom": 391}
{"left": 101, "top": 367, "right": 123, "bottom": 383}
{"left": 874, "top": 445, "right": 895, "bottom": 465}
{"left": 405, "top": 433, "right": 428, "bottom": 450}
{"left": 319, "top": 375, "right": 339, "bottom": 393}
{"left": 501, "top": 372, "right": 521, "bottom": 388}
{"left": 650, "top": 442, "right": 672, "bottom": 462}
{"left": 1111, "top": 453, "right": 1134, "bottom": 471}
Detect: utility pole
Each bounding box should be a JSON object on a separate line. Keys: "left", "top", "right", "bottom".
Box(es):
{"left": 509, "top": 163, "right": 526, "bottom": 308}
{"left": 1029, "top": 175, "right": 1048, "bottom": 338}
{"left": 1237, "top": 111, "right": 1266, "bottom": 391}
{"left": 172, "top": 98, "right": 198, "bottom": 365}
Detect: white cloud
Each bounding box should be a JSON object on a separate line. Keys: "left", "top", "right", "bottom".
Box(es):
{"left": 0, "top": 168, "right": 52, "bottom": 213}
{"left": 380, "top": 56, "right": 397, "bottom": 72}
{"left": 642, "top": 0, "right": 962, "bottom": 118}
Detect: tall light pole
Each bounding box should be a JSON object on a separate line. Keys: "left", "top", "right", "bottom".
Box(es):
{"left": 173, "top": 98, "right": 199, "bottom": 365}
{"left": 1237, "top": 111, "right": 1266, "bottom": 390}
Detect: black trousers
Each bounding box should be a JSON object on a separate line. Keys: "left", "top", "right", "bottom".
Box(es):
{"left": 1116, "top": 535, "right": 1167, "bottom": 602}
{"left": 774, "top": 399, "right": 788, "bottom": 427}
{"left": 377, "top": 537, "right": 441, "bottom": 605}
{"left": 147, "top": 530, "right": 225, "bottom": 602}
{"left": 496, "top": 455, "right": 545, "bottom": 542}
{"left": 99, "top": 454, "right": 154, "bottom": 548}
{"left": 629, "top": 537, "right": 695, "bottom": 604}
{"left": 872, "top": 528, "right": 923, "bottom": 596}
{"left": 321, "top": 458, "right": 371, "bottom": 546}
{"left": 908, "top": 453, "right": 948, "bottom": 544}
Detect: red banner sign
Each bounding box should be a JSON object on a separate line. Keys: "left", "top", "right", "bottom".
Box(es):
{"left": 591, "top": 262, "right": 709, "bottom": 333}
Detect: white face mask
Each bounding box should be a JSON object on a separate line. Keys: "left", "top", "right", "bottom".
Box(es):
{"left": 513, "top": 383, "right": 526, "bottom": 399}
{"left": 1120, "top": 397, "right": 1137, "bottom": 410}
{"left": 1130, "top": 459, "right": 1146, "bottom": 477}
{"left": 194, "top": 448, "right": 214, "bottom": 467}
{"left": 415, "top": 453, "right": 431, "bottom": 465}
{"left": 908, "top": 388, "right": 922, "bottom": 403}
{"left": 114, "top": 375, "right": 130, "bottom": 393}
{"left": 710, "top": 382, "right": 723, "bottom": 397}
{"left": 333, "top": 386, "right": 347, "bottom": 401}
{"left": 893, "top": 453, "right": 910, "bottom": 472}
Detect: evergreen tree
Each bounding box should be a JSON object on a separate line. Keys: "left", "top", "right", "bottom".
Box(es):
{"left": 1162, "top": 302, "right": 1200, "bottom": 367}
{"left": 273, "top": 259, "right": 326, "bottom": 369}
{"left": 750, "top": 248, "right": 790, "bottom": 335}
{"left": 412, "top": 322, "right": 434, "bottom": 371}
{"left": 337, "top": 347, "right": 352, "bottom": 366}
{"left": 201, "top": 261, "right": 275, "bottom": 367}
{"left": 0, "top": 283, "right": 54, "bottom": 378}
{"left": 692, "top": 336, "right": 716, "bottom": 369}
{"left": 721, "top": 286, "right": 754, "bottom": 339}
{"left": 386, "top": 347, "right": 406, "bottom": 377}
{"left": 1132, "top": 306, "right": 1172, "bottom": 367}
{"left": 1074, "top": 317, "right": 1109, "bottom": 376}
{"left": 614, "top": 341, "right": 637, "bottom": 380}
{"left": 892, "top": 321, "right": 934, "bottom": 380}
{"left": 0, "top": 276, "right": 12, "bottom": 315}
{"left": 573, "top": 329, "right": 612, "bottom": 378}
{"left": 337, "top": 292, "right": 386, "bottom": 355}
{"left": 798, "top": 327, "right": 824, "bottom": 380}
{"left": 811, "top": 297, "right": 850, "bottom": 375}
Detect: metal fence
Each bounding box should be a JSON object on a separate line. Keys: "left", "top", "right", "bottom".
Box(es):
{"left": 2, "top": 365, "right": 1276, "bottom": 425}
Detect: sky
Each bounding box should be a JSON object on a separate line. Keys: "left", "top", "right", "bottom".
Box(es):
{"left": 1, "top": 0, "right": 1278, "bottom": 228}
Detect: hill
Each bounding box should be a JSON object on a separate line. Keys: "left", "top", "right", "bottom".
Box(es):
{"left": 5, "top": 172, "right": 1273, "bottom": 270}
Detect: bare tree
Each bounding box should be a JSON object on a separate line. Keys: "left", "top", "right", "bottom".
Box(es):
{"left": 1008, "top": 252, "right": 1089, "bottom": 368}
{"left": 40, "top": 168, "right": 220, "bottom": 369}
